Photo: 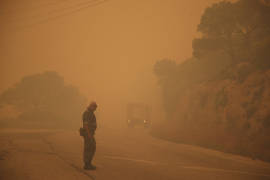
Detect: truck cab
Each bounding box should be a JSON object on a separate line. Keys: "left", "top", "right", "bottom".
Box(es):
{"left": 126, "top": 103, "right": 151, "bottom": 128}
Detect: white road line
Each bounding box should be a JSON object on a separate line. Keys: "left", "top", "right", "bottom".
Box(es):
{"left": 181, "top": 166, "right": 270, "bottom": 178}
{"left": 104, "top": 155, "right": 166, "bottom": 165}
{"left": 103, "top": 155, "right": 270, "bottom": 178}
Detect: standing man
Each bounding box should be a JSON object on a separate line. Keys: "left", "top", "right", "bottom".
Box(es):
{"left": 82, "top": 101, "right": 97, "bottom": 170}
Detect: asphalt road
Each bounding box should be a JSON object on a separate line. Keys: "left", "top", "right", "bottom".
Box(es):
{"left": 1, "top": 128, "right": 270, "bottom": 180}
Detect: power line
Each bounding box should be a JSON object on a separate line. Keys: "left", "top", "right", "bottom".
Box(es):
{"left": 7, "top": 0, "right": 110, "bottom": 32}
{"left": 42, "top": 0, "right": 101, "bottom": 19}
{"left": 0, "top": 0, "right": 70, "bottom": 16}
{"left": 5, "top": 0, "right": 100, "bottom": 25}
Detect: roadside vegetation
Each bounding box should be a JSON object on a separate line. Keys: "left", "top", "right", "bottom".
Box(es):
{"left": 0, "top": 71, "right": 87, "bottom": 129}
{"left": 153, "top": 0, "right": 270, "bottom": 161}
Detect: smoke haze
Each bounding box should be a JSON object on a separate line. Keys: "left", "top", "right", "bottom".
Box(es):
{"left": 0, "top": 0, "right": 224, "bottom": 126}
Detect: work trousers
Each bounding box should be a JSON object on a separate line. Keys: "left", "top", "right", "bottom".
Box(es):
{"left": 83, "top": 136, "right": 96, "bottom": 165}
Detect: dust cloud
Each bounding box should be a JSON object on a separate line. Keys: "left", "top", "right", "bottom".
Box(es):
{"left": 1, "top": 0, "right": 270, "bottom": 167}
{"left": 0, "top": 0, "right": 270, "bottom": 180}
{"left": 0, "top": 0, "right": 221, "bottom": 128}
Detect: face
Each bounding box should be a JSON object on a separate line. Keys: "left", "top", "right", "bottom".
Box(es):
{"left": 92, "top": 105, "right": 97, "bottom": 111}
{"left": 88, "top": 105, "right": 97, "bottom": 111}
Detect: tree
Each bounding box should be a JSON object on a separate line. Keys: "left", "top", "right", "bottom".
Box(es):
{"left": 154, "top": 59, "right": 177, "bottom": 81}
{"left": 193, "top": 0, "right": 270, "bottom": 62}
{"left": 0, "top": 71, "right": 87, "bottom": 128}
{"left": 234, "top": 0, "right": 270, "bottom": 60}
{"left": 194, "top": 1, "right": 236, "bottom": 60}
{"left": 154, "top": 59, "right": 178, "bottom": 118}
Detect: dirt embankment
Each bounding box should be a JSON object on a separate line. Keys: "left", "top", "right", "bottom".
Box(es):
{"left": 152, "top": 69, "right": 270, "bottom": 162}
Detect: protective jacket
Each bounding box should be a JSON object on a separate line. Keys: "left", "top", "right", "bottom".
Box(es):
{"left": 82, "top": 109, "right": 97, "bottom": 135}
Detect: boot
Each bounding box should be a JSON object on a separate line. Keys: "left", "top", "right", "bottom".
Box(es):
{"left": 88, "top": 164, "right": 96, "bottom": 170}
{"left": 84, "top": 163, "right": 91, "bottom": 170}
{"left": 84, "top": 163, "right": 96, "bottom": 170}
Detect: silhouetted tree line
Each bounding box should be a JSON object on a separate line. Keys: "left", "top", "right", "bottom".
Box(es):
{"left": 0, "top": 71, "right": 87, "bottom": 129}
{"left": 153, "top": 0, "right": 270, "bottom": 161}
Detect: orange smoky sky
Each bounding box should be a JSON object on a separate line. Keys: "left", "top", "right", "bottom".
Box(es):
{"left": 0, "top": 0, "right": 225, "bottom": 123}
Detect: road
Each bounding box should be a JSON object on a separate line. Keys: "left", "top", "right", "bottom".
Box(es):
{"left": 1, "top": 127, "right": 270, "bottom": 180}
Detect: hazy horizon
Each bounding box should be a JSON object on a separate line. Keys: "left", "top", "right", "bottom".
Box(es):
{"left": 1, "top": 0, "right": 223, "bottom": 95}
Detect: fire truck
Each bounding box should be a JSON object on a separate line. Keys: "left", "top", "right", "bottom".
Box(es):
{"left": 126, "top": 103, "right": 151, "bottom": 128}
